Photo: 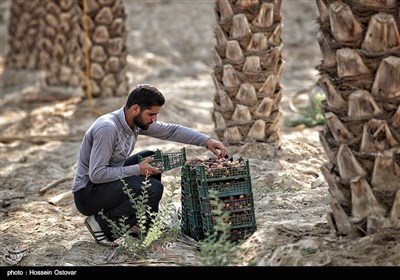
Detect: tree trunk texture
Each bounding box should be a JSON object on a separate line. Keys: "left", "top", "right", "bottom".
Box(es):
{"left": 6, "top": 0, "right": 45, "bottom": 70}
{"left": 6, "top": 0, "right": 82, "bottom": 87}
{"left": 5, "top": 0, "right": 129, "bottom": 97}
{"left": 42, "top": 0, "right": 82, "bottom": 87}
{"left": 316, "top": 0, "right": 400, "bottom": 237}
{"left": 211, "top": 0, "right": 284, "bottom": 144}
{"left": 80, "top": 0, "right": 129, "bottom": 97}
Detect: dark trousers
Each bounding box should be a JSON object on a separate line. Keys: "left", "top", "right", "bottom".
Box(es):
{"left": 74, "top": 150, "right": 163, "bottom": 240}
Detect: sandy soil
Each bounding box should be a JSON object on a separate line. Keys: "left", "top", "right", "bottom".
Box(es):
{"left": 1, "top": 0, "right": 399, "bottom": 268}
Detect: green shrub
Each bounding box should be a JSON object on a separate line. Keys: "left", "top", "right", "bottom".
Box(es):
{"left": 285, "top": 89, "right": 325, "bottom": 128}
{"left": 99, "top": 176, "right": 179, "bottom": 260}
{"left": 198, "top": 190, "right": 239, "bottom": 266}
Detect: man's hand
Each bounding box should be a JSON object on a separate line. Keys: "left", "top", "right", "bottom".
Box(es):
{"left": 138, "top": 157, "right": 162, "bottom": 176}
{"left": 206, "top": 138, "right": 228, "bottom": 158}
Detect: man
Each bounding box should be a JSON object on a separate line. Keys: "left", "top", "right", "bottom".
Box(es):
{"left": 72, "top": 84, "right": 227, "bottom": 246}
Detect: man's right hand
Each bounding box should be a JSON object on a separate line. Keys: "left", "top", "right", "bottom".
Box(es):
{"left": 138, "top": 157, "right": 162, "bottom": 176}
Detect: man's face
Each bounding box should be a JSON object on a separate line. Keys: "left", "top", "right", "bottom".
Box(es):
{"left": 133, "top": 106, "right": 160, "bottom": 130}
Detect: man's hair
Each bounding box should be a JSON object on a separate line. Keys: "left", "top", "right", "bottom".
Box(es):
{"left": 125, "top": 84, "right": 165, "bottom": 110}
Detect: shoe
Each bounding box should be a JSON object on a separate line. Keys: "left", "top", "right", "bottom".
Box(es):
{"left": 84, "top": 216, "right": 118, "bottom": 247}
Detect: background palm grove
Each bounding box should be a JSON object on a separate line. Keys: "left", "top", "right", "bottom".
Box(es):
{"left": 0, "top": 0, "right": 399, "bottom": 266}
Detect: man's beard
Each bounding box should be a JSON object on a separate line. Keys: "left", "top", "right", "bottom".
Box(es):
{"left": 133, "top": 114, "right": 152, "bottom": 130}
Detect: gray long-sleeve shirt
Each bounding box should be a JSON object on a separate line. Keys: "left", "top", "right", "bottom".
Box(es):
{"left": 72, "top": 106, "right": 209, "bottom": 193}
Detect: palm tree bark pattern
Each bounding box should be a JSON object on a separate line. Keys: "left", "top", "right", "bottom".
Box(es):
{"left": 80, "top": 0, "right": 129, "bottom": 97}
{"left": 5, "top": 0, "right": 129, "bottom": 97}
{"left": 211, "top": 0, "right": 284, "bottom": 144}
{"left": 316, "top": 0, "right": 400, "bottom": 237}
{"left": 6, "top": 0, "right": 44, "bottom": 70}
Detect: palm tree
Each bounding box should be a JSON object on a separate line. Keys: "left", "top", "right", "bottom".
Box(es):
{"left": 211, "top": 0, "right": 284, "bottom": 144}
{"left": 6, "top": 0, "right": 129, "bottom": 97}
{"left": 44, "top": 0, "right": 82, "bottom": 87}
{"left": 6, "top": 0, "right": 43, "bottom": 70}
{"left": 316, "top": 0, "right": 400, "bottom": 236}
{"left": 80, "top": 0, "right": 129, "bottom": 97}
{"left": 6, "top": 0, "right": 82, "bottom": 87}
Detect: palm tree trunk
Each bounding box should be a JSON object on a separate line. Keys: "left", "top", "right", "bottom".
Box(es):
{"left": 6, "top": 0, "right": 129, "bottom": 97}
{"left": 6, "top": 0, "right": 82, "bottom": 87}
{"left": 6, "top": 0, "right": 45, "bottom": 70}
{"left": 316, "top": 0, "right": 400, "bottom": 236}
{"left": 80, "top": 0, "right": 129, "bottom": 97}
{"left": 211, "top": 0, "right": 284, "bottom": 144}
{"left": 42, "top": 0, "right": 82, "bottom": 87}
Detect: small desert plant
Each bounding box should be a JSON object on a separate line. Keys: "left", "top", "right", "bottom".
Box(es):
{"left": 99, "top": 175, "right": 179, "bottom": 260}
{"left": 198, "top": 190, "right": 239, "bottom": 266}
{"left": 267, "top": 172, "right": 303, "bottom": 193}
{"left": 285, "top": 88, "right": 325, "bottom": 128}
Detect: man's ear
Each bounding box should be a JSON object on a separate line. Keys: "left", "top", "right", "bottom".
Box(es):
{"left": 131, "top": 104, "right": 141, "bottom": 115}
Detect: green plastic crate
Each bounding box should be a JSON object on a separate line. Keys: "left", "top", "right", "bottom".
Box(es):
{"left": 187, "top": 209, "right": 203, "bottom": 228}
{"left": 197, "top": 178, "right": 252, "bottom": 199}
{"left": 189, "top": 225, "right": 205, "bottom": 241}
{"left": 195, "top": 157, "right": 250, "bottom": 182}
{"left": 138, "top": 147, "right": 186, "bottom": 172}
{"left": 181, "top": 168, "right": 198, "bottom": 196}
{"left": 180, "top": 204, "right": 190, "bottom": 235}
{"left": 181, "top": 156, "right": 257, "bottom": 242}
{"left": 180, "top": 205, "right": 204, "bottom": 240}
{"left": 201, "top": 210, "right": 257, "bottom": 242}
{"left": 201, "top": 209, "right": 256, "bottom": 232}
{"left": 230, "top": 226, "right": 257, "bottom": 242}
{"left": 199, "top": 193, "right": 254, "bottom": 215}
{"left": 181, "top": 190, "right": 201, "bottom": 212}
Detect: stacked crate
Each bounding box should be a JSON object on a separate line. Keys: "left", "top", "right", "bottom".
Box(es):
{"left": 143, "top": 149, "right": 257, "bottom": 242}
{"left": 181, "top": 157, "right": 256, "bottom": 242}
{"left": 195, "top": 157, "right": 256, "bottom": 242}
{"left": 180, "top": 162, "right": 204, "bottom": 241}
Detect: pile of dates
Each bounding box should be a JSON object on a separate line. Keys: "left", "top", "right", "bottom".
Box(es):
{"left": 185, "top": 157, "right": 246, "bottom": 178}
{"left": 204, "top": 194, "right": 252, "bottom": 212}
{"left": 220, "top": 194, "right": 252, "bottom": 211}
{"left": 220, "top": 211, "right": 253, "bottom": 226}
